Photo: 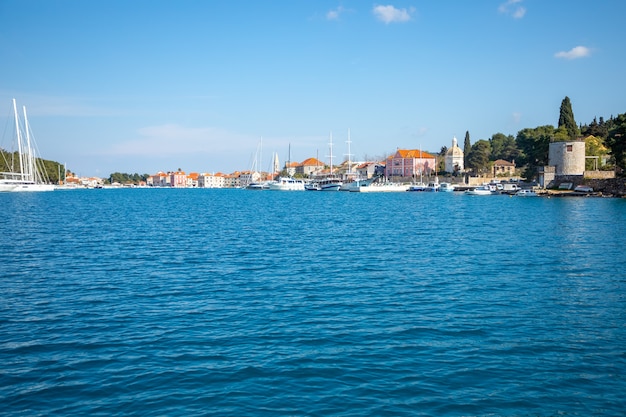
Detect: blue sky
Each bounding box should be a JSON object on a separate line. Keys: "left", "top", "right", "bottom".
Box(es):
{"left": 1, "top": 0, "right": 624, "bottom": 177}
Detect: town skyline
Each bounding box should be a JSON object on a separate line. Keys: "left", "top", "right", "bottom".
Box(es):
{"left": 1, "top": 1, "right": 625, "bottom": 177}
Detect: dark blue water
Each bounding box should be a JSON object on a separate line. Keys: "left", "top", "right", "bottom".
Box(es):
{"left": 1, "top": 189, "right": 625, "bottom": 416}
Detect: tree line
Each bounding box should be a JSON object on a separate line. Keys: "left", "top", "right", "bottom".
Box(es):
{"left": 456, "top": 97, "right": 626, "bottom": 179}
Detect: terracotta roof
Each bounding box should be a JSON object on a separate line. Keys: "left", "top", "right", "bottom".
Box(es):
{"left": 301, "top": 157, "right": 324, "bottom": 166}
{"left": 394, "top": 149, "right": 435, "bottom": 159}
{"left": 493, "top": 159, "right": 515, "bottom": 166}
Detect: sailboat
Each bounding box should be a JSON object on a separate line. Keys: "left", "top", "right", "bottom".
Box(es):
{"left": 0, "top": 99, "right": 54, "bottom": 192}
{"left": 306, "top": 131, "right": 343, "bottom": 191}
{"left": 268, "top": 144, "right": 305, "bottom": 191}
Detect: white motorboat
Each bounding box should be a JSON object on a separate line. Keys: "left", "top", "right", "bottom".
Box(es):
{"left": 439, "top": 182, "right": 455, "bottom": 192}
{"left": 305, "top": 177, "right": 343, "bottom": 191}
{"left": 465, "top": 185, "right": 493, "bottom": 195}
{"left": 407, "top": 183, "right": 427, "bottom": 192}
{"left": 515, "top": 189, "right": 537, "bottom": 197}
{"left": 268, "top": 177, "right": 305, "bottom": 191}
{"left": 351, "top": 182, "right": 409, "bottom": 192}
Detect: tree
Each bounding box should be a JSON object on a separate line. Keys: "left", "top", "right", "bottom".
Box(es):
{"left": 489, "top": 133, "right": 519, "bottom": 161}
{"left": 585, "top": 135, "right": 609, "bottom": 170}
{"left": 466, "top": 139, "right": 491, "bottom": 174}
{"left": 605, "top": 112, "right": 626, "bottom": 174}
{"left": 516, "top": 125, "right": 554, "bottom": 179}
{"left": 558, "top": 96, "right": 580, "bottom": 140}
{"left": 463, "top": 131, "right": 471, "bottom": 168}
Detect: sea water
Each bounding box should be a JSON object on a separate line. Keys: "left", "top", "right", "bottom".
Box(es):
{"left": 1, "top": 189, "right": 625, "bottom": 416}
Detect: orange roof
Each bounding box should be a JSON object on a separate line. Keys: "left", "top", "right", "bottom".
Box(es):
{"left": 493, "top": 159, "right": 515, "bottom": 166}
{"left": 301, "top": 157, "right": 324, "bottom": 166}
{"left": 394, "top": 149, "right": 435, "bottom": 159}
{"left": 187, "top": 172, "right": 199, "bottom": 180}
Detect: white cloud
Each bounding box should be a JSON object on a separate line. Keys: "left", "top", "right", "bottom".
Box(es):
{"left": 372, "top": 5, "right": 415, "bottom": 24}
{"left": 554, "top": 46, "right": 591, "bottom": 60}
{"left": 326, "top": 6, "right": 345, "bottom": 21}
{"left": 498, "top": 0, "right": 526, "bottom": 19}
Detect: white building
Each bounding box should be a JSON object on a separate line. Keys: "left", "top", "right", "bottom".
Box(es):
{"left": 444, "top": 137, "right": 464, "bottom": 173}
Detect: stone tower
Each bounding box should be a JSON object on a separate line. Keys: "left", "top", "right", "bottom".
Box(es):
{"left": 548, "top": 140, "right": 585, "bottom": 176}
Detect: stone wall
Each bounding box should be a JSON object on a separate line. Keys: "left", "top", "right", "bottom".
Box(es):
{"left": 585, "top": 178, "right": 626, "bottom": 196}
{"left": 584, "top": 170, "right": 616, "bottom": 179}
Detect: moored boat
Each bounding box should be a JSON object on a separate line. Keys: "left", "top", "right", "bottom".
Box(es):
{"left": 515, "top": 189, "right": 537, "bottom": 197}
{"left": 0, "top": 99, "right": 54, "bottom": 192}
{"left": 439, "top": 182, "right": 455, "bottom": 192}
{"left": 268, "top": 176, "right": 305, "bottom": 191}
{"left": 465, "top": 185, "right": 494, "bottom": 195}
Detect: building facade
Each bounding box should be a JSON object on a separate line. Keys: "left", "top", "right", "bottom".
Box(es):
{"left": 444, "top": 137, "right": 464, "bottom": 173}
{"left": 385, "top": 149, "right": 436, "bottom": 179}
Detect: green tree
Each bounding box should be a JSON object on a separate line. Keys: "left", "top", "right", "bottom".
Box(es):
{"left": 489, "top": 133, "right": 519, "bottom": 161}
{"left": 558, "top": 96, "right": 580, "bottom": 140}
{"left": 605, "top": 113, "right": 626, "bottom": 174}
{"left": 466, "top": 139, "right": 491, "bottom": 174}
{"left": 585, "top": 135, "right": 609, "bottom": 170}
{"left": 516, "top": 125, "right": 554, "bottom": 179}
{"left": 463, "top": 131, "right": 471, "bottom": 168}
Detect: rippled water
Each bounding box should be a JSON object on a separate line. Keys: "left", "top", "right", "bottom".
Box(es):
{"left": 1, "top": 189, "right": 625, "bottom": 416}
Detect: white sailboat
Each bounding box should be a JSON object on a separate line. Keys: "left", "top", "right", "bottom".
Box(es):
{"left": 306, "top": 132, "right": 342, "bottom": 191}
{"left": 268, "top": 144, "right": 305, "bottom": 191}
{"left": 1, "top": 99, "right": 54, "bottom": 192}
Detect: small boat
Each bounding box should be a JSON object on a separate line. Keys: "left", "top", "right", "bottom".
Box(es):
{"left": 305, "top": 177, "right": 343, "bottom": 191}
{"left": 515, "top": 189, "right": 537, "bottom": 197}
{"left": 268, "top": 177, "right": 305, "bottom": 191}
{"left": 439, "top": 182, "right": 455, "bottom": 192}
{"left": 246, "top": 182, "right": 270, "bottom": 190}
{"left": 340, "top": 177, "right": 374, "bottom": 191}
{"left": 465, "top": 185, "right": 493, "bottom": 195}
{"left": 351, "top": 182, "right": 408, "bottom": 192}
{"left": 407, "top": 183, "right": 427, "bottom": 192}
{"left": 424, "top": 181, "right": 440, "bottom": 192}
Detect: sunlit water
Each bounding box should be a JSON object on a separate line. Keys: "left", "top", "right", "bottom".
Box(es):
{"left": 1, "top": 189, "right": 625, "bottom": 416}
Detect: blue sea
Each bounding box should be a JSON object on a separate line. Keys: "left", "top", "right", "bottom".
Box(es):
{"left": 1, "top": 189, "right": 625, "bottom": 416}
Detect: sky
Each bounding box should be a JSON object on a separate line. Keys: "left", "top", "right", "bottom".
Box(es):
{"left": 1, "top": 0, "right": 624, "bottom": 177}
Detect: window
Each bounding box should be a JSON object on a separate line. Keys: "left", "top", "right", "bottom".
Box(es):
{"left": 566, "top": 145, "right": 573, "bottom": 152}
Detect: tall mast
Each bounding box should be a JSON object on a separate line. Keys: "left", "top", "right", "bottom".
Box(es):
{"left": 23, "top": 105, "right": 34, "bottom": 182}
{"left": 327, "top": 131, "right": 334, "bottom": 175}
{"left": 12, "top": 99, "right": 26, "bottom": 180}
{"left": 345, "top": 128, "right": 353, "bottom": 175}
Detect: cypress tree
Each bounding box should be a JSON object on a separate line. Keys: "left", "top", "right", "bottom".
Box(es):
{"left": 558, "top": 96, "right": 580, "bottom": 140}
{"left": 463, "top": 131, "right": 471, "bottom": 168}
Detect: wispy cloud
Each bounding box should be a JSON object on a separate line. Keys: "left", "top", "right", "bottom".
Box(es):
{"left": 498, "top": 0, "right": 526, "bottom": 19}
{"left": 326, "top": 6, "right": 345, "bottom": 21}
{"left": 372, "top": 5, "right": 415, "bottom": 24}
{"left": 555, "top": 46, "right": 591, "bottom": 60}
{"left": 109, "top": 124, "right": 251, "bottom": 157}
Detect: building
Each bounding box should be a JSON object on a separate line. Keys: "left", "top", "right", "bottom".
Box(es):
{"left": 385, "top": 149, "right": 436, "bottom": 179}
{"left": 170, "top": 170, "right": 187, "bottom": 188}
{"left": 548, "top": 140, "right": 586, "bottom": 175}
{"left": 538, "top": 139, "right": 586, "bottom": 188}
{"left": 444, "top": 137, "right": 464, "bottom": 173}
{"left": 492, "top": 159, "right": 515, "bottom": 177}
{"left": 297, "top": 158, "right": 325, "bottom": 177}
{"left": 198, "top": 172, "right": 226, "bottom": 188}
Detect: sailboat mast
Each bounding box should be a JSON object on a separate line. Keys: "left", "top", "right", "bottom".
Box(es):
{"left": 328, "top": 131, "right": 334, "bottom": 175}
{"left": 345, "top": 128, "right": 352, "bottom": 175}
{"left": 23, "top": 105, "right": 35, "bottom": 182}
{"left": 12, "top": 99, "right": 26, "bottom": 180}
